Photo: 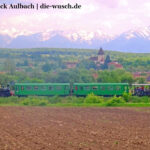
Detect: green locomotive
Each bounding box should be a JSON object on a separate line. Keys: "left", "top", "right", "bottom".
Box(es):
{"left": 14, "top": 83, "right": 129, "bottom": 97}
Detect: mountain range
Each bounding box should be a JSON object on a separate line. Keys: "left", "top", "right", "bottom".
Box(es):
{"left": 1, "top": 27, "right": 150, "bottom": 53}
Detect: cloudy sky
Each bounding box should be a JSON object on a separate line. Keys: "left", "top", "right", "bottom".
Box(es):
{"left": 0, "top": 0, "right": 150, "bottom": 38}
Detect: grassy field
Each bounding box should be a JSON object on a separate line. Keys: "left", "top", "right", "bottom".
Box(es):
{"left": 1, "top": 103, "right": 150, "bottom": 107}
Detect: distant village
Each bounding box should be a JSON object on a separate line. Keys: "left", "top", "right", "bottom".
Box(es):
{"left": 65, "top": 48, "right": 123, "bottom": 69}
{"left": 1, "top": 47, "right": 150, "bottom": 83}
{"left": 65, "top": 48, "right": 150, "bottom": 83}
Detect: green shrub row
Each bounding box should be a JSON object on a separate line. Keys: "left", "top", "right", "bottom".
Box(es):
{"left": 0, "top": 93, "right": 150, "bottom": 106}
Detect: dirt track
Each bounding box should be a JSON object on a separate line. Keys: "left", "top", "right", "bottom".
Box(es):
{"left": 0, "top": 107, "right": 150, "bottom": 150}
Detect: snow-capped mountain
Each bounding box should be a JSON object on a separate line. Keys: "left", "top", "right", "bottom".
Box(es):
{"left": 125, "top": 27, "right": 150, "bottom": 40}
{"left": 0, "top": 27, "right": 150, "bottom": 53}
{"left": 102, "top": 27, "right": 150, "bottom": 53}
{"left": 0, "top": 35, "right": 12, "bottom": 48}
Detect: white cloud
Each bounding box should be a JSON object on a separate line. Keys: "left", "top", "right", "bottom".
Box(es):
{"left": 119, "top": 0, "right": 128, "bottom": 7}
{"left": 0, "top": 0, "right": 150, "bottom": 38}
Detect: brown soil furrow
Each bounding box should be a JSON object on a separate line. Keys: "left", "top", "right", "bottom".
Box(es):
{"left": 0, "top": 107, "right": 150, "bottom": 150}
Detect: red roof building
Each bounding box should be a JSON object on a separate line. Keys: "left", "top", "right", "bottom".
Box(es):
{"left": 0, "top": 72, "right": 6, "bottom": 74}
{"left": 132, "top": 72, "right": 142, "bottom": 78}
{"left": 92, "top": 73, "right": 98, "bottom": 80}
{"left": 65, "top": 62, "right": 78, "bottom": 69}
{"left": 132, "top": 72, "right": 150, "bottom": 83}
{"left": 108, "top": 62, "right": 123, "bottom": 69}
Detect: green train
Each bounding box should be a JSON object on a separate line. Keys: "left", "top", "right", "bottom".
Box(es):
{"left": 14, "top": 83, "right": 129, "bottom": 97}
{"left": 15, "top": 83, "right": 70, "bottom": 96}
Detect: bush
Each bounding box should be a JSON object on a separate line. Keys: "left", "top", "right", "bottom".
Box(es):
{"left": 60, "top": 96, "right": 74, "bottom": 103}
{"left": 130, "top": 96, "right": 150, "bottom": 103}
{"left": 47, "top": 96, "right": 61, "bottom": 104}
{"left": 21, "top": 98, "right": 48, "bottom": 106}
{"left": 141, "top": 96, "right": 150, "bottom": 103}
{"left": 123, "top": 92, "right": 132, "bottom": 102}
{"left": 59, "top": 96, "right": 84, "bottom": 103}
{"left": 106, "top": 96, "right": 125, "bottom": 106}
{"left": 84, "top": 93, "right": 104, "bottom": 103}
{"left": 74, "top": 97, "right": 85, "bottom": 103}
{"left": 0, "top": 96, "right": 21, "bottom": 104}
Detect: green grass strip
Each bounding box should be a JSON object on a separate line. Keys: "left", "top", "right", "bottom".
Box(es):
{"left": 0, "top": 103, "right": 150, "bottom": 107}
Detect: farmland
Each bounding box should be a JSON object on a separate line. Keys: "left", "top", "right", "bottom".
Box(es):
{"left": 0, "top": 107, "right": 150, "bottom": 150}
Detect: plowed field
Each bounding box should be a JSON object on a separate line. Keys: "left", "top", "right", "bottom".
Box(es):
{"left": 0, "top": 107, "right": 150, "bottom": 150}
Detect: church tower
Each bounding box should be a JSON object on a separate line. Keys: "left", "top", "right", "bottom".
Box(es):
{"left": 97, "top": 48, "right": 105, "bottom": 64}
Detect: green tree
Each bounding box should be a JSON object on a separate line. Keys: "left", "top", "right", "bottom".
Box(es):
{"left": 101, "top": 55, "right": 111, "bottom": 69}
{"left": 0, "top": 74, "right": 15, "bottom": 86}
{"left": 23, "top": 60, "right": 29, "bottom": 66}
{"left": 42, "top": 63, "right": 52, "bottom": 72}
{"left": 77, "top": 60, "right": 97, "bottom": 70}
{"left": 97, "top": 69, "right": 134, "bottom": 84}
{"left": 3, "top": 59, "right": 16, "bottom": 75}
{"left": 136, "top": 77, "right": 146, "bottom": 84}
